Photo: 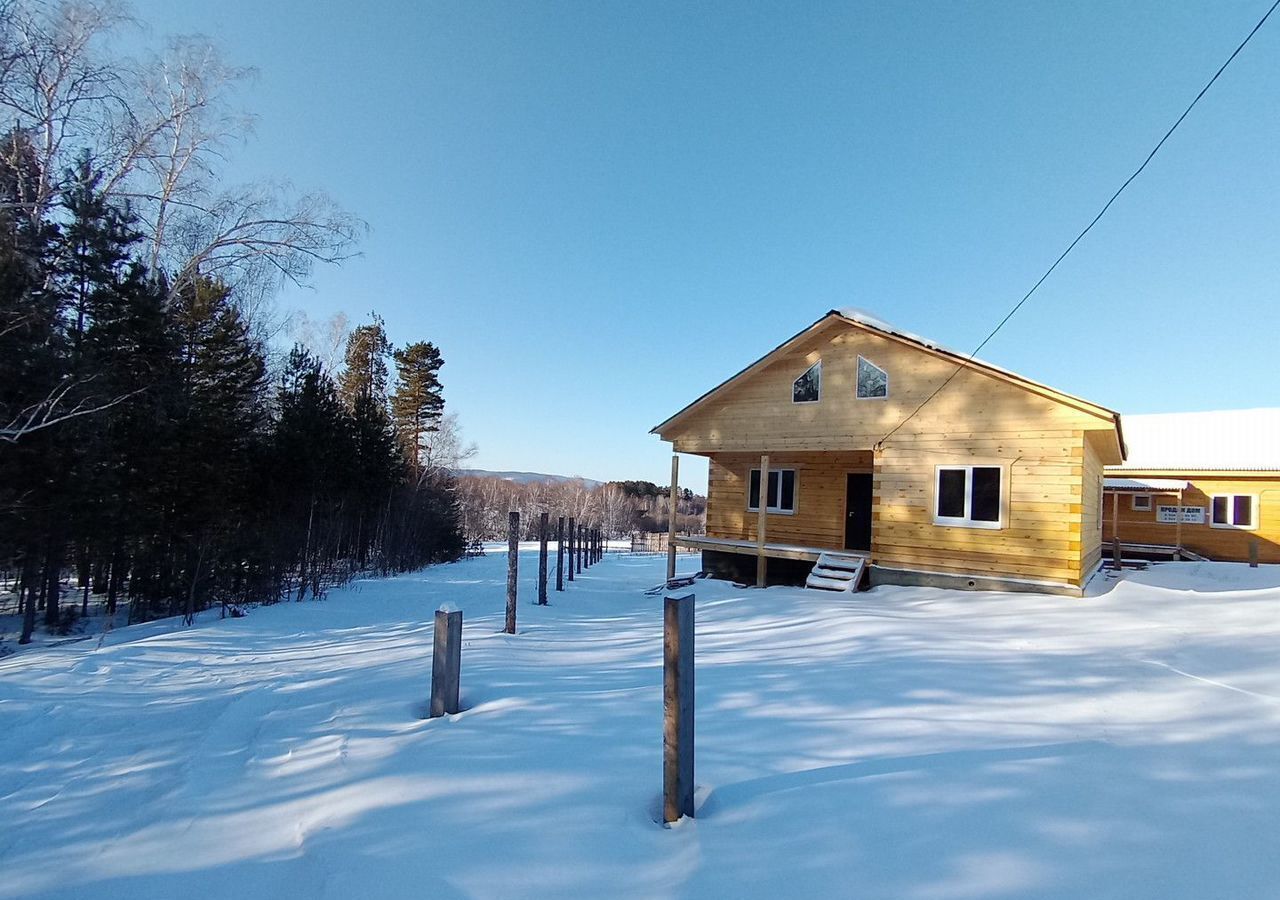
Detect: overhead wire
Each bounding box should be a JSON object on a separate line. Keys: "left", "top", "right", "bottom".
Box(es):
{"left": 874, "top": 0, "right": 1280, "bottom": 450}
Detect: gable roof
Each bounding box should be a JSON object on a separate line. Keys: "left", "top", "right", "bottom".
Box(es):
{"left": 651, "top": 310, "right": 1124, "bottom": 446}
{"left": 1108, "top": 408, "right": 1280, "bottom": 472}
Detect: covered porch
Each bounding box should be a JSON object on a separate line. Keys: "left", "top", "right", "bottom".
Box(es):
{"left": 1103, "top": 476, "right": 1192, "bottom": 560}
{"left": 679, "top": 448, "right": 876, "bottom": 587}
{"left": 674, "top": 534, "right": 871, "bottom": 564}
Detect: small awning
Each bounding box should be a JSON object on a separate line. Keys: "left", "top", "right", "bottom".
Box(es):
{"left": 1103, "top": 477, "right": 1189, "bottom": 492}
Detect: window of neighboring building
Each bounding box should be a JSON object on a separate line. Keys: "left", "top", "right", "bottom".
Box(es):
{"left": 748, "top": 468, "right": 797, "bottom": 514}
{"left": 856, "top": 356, "right": 888, "bottom": 399}
{"left": 792, "top": 362, "right": 820, "bottom": 403}
{"left": 935, "top": 465, "right": 1002, "bottom": 528}
{"left": 1132, "top": 495, "right": 1152, "bottom": 511}
{"left": 1211, "top": 494, "right": 1257, "bottom": 530}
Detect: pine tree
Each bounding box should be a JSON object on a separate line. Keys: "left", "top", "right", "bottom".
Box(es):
{"left": 338, "top": 313, "right": 392, "bottom": 409}
{"left": 164, "top": 275, "right": 267, "bottom": 623}
{"left": 0, "top": 128, "right": 61, "bottom": 643}
{"left": 390, "top": 341, "right": 445, "bottom": 478}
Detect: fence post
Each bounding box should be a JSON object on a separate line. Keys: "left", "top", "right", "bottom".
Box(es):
{"left": 1249, "top": 538, "right": 1259, "bottom": 568}
{"left": 556, "top": 516, "right": 566, "bottom": 591}
{"left": 505, "top": 511, "right": 519, "bottom": 633}
{"left": 1112, "top": 536, "right": 1123, "bottom": 571}
{"left": 663, "top": 591, "right": 695, "bottom": 823}
{"left": 567, "top": 517, "right": 576, "bottom": 582}
{"left": 538, "top": 512, "right": 549, "bottom": 605}
{"left": 430, "top": 607, "right": 462, "bottom": 717}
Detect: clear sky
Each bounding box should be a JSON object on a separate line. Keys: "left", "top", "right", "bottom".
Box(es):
{"left": 127, "top": 0, "right": 1279, "bottom": 493}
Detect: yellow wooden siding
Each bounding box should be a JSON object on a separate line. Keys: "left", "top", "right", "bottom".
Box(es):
{"left": 704, "top": 436, "right": 1094, "bottom": 588}
{"left": 872, "top": 433, "right": 1090, "bottom": 587}
{"left": 707, "top": 451, "right": 873, "bottom": 549}
{"left": 1079, "top": 432, "right": 1106, "bottom": 576}
{"left": 661, "top": 324, "right": 1116, "bottom": 455}
{"left": 672, "top": 319, "right": 1119, "bottom": 591}
{"left": 1103, "top": 473, "right": 1280, "bottom": 563}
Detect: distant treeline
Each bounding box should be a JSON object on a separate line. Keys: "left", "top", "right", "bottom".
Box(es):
{"left": 456, "top": 476, "right": 706, "bottom": 544}
{"left": 0, "top": 165, "right": 466, "bottom": 639}
{"left": 0, "top": 2, "right": 465, "bottom": 643}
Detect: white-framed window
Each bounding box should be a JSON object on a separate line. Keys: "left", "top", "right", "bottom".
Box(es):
{"left": 1132, "top": 495, "right": 1152, "bottom": 511}
{"left": 934, "top": 465, "right": 1002, "bottom": 529}
{"left": 748, "top": 468, "right": 797, "bottom": 514}
{"left": 1210, "top": 494, "right": 1258, "bottom": 530}
{"left": 856, "top": 356, "right": 888, "bottom": 399}
{"left": 792, "top": 361, "right": 820, "bottom": 403}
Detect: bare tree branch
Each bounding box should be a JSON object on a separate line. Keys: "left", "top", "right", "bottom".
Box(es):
{"left": 0, "top": 375, "right": 143, "bottom": 443}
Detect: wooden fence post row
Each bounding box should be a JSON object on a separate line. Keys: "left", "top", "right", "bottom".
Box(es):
{"left": 663, "top": 591, "right": 695, "bottom": 823}
{"left": 538, "top": 512, "right": 549, "bottom": 605}
{"left": 430, "top": 607, "right": 462, "bottom": 717}
{"left": 567, "top": 517, "right": 575, "bottom": 582}
{"left": 556, "top": 516, "right": 565, "bottom": 591}
{"left": 505, "top": 511, "right": 519, "bottom": 634}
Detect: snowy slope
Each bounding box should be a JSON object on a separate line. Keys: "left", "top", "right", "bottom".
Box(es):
{"left": 1, "top": 554, "right": 1279, "bottom": 899}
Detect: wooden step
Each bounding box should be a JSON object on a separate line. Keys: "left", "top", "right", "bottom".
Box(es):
{"left": 805, "top": 553, "right": 866, "bottom": 593}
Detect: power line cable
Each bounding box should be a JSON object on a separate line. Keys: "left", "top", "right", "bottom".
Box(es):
{"left": 875, "top": 0, "right": 1280, "bottom": 450}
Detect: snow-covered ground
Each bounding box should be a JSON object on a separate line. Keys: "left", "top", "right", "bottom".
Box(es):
{"left": 2, "top": 553, "right": 1278, "bottom": 899}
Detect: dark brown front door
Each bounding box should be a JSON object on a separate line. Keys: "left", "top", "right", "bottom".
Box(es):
{"left": 845, "top": 474, "right": 873, "bottom": 552}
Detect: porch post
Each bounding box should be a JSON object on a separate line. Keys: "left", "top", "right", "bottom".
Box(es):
{"left": 756, "top": 454, "right": 769, "bottom": 588}
{"left": 1111, "top": 490, "right": 1119, "bottom": 544}
{"left": 1175, "top": 488, "right": 1183, "bottom": 560}
{"left": 667, "top": 454, "right": 679, "bottom": 581}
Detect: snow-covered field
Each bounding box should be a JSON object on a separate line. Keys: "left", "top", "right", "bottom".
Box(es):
{"left": 2, "top": 552, "right": 1278, "bottom": 899}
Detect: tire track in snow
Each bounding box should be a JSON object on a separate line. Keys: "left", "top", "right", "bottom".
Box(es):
{"left": 1139, "top": 659, "right": 1280, "bottom": 704}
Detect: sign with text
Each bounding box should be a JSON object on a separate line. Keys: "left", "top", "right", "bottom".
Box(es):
{"left": 1157, "top": 505, "right": 1204, "bottom": 524}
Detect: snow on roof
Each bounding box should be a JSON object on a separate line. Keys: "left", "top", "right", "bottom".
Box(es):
{"left": 1110, "top": 408, "right": 1280, "bottom": 472}
{"left": 1104, "top": 477, "right": 1189, "bottom": 491}
{"left": 832, "top": 308, "right": 1118, "bottom": 417}
{"left": 836, "top": 307, "right": 949, "bottom": 352}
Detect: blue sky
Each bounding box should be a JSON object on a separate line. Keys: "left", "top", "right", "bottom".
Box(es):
{"left": 128, "top": 1, "right": 1279, "bottom": 493}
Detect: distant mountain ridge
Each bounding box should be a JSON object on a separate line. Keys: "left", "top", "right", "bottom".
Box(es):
{"left": 455, "top": 469, "right": 604, "bottom": 488}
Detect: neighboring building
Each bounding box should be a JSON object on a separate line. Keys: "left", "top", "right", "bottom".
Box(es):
{"left": 1103, "top": 409, "right": 1280, "bottom": 563}
{"left": 651, "top": 309, "right": 1125, "bottom": 596}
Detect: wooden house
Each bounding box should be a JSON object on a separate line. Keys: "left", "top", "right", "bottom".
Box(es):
{"left": 651, "top": 310, "right": 1125, "bottom": 596}
{"left": 1102, "top": 409, "right": 1279, "bottom": 564}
